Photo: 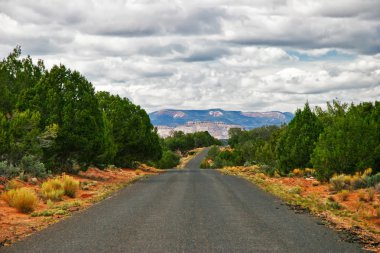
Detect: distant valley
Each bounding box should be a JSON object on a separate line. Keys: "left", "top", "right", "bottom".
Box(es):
{"left": 149, "top": 109, "right": 294, "bottom": 139}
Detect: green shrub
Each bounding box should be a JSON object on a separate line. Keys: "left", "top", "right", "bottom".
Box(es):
{"left": 259, "top": 165, "right": 276, "bottom": 176}
{"left": 19, "top": 155, "right": 46, "bottom": 178}
{"left": 207, "top": 146, "right": 220, "bottom": 159}
{"left": 211, "top": 149, "right": 244, "bottom": 168}
{"left": 55, "top": 209, "right": 68, "bottom": 215}
{"left": 31, "top": 210, "right": 55, "bottom": 217}
{"left": 365, "top": 173, "right": 380, "bottom": 187}
{"left": 19, "top": 171, "right": 28, "bottom": 182}
{"left": 157, "top": 150, "right": 180, "bottom": 169}
{"left": 0, "top": 161, "right": 21, "bottom": 178}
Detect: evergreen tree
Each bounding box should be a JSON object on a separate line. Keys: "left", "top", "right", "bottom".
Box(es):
{"left": 96, "top": 92, "right": 162, "bottom": 167}
{"left": 277, "top": 102, "right": 323, "bottom": 173}
{"left": 312, "top": 102, "right": 380, "bottom": 179}
{"left": 8, "top": 110, "right": 42, "bottom": 164}
{"left": 20, "top": 65, "right": 104, "bottom": 169}
{"left": 0, "top": 46, "right": 44, "bottom": 114}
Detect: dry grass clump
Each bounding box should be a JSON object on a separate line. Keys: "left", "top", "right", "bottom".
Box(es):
{"left": 338, "top": 190, "right": 350, "bottom": 201}
{"left": 288, "top": 186, "right": 302, "bottom": 195}
{"left": 289, "top": 168, "right": 316, "bottom": 178}
{"left": 367, "top": 188, "right": 375, "bottom": 202}
{"left": 6, "top": 179, "right": 24, "bottom": 190}
{"left": 62, "top": 175, "right": 80, "bottom": 198}
{"left": 375, "top": 206, "right": 380, "bottom": 218}
{"left": 256, "top": 172, "right": 266, "bottom": 180}
{"left": 1, "top": 187, "right": 38, "bottom": 213}
{"left": 304, "top": 168, "right": 316, "bottom": 177}
{"left": 292, "top": 168, "right": 303, "bottom": 177}
{"left": 330, "top": 174, "right": 349, "bottom": 191}
{"left": 330, "top": 169, "right": 373, "bottom": 191}
{"left": 358, "top": 190, "right": 367, "bottom": 202}
{"left": 41, "top": 178, "right": 64, "bottom": 201}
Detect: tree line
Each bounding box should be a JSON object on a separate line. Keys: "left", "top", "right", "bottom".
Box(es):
{"left": 157, "top": 131, "right": 221, "bottom": 169}
{"left": 209, "top": 101, "right": 380, "bottom": 180}
{"left": 0, "top": 47, "right": 162, "bottom": 177}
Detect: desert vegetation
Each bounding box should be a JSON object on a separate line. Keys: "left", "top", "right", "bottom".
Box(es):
{"left": 1, "top": 187, "right": 38, "bottom": 213}
{"left": 203, "top": 101, "right": 380, "bottom": 250}
{"left": 204, "top": 100, "right": 380, "bottom": 180}
{"left": 0, "top": 47, "right": 219, "bottom": 218}
{"left": 0, "top": 47, "right": 220, "bottom": 176}
{"left": 0, "top": 47, "right": 218, "bottom": 245}
{"left": 0, "top": 47, "right": 162, "bottom": 180}
{"left": 155, "top": 131, "right": 221, "bottom": 169}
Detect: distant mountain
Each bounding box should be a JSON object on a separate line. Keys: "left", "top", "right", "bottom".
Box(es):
{"left": 149, "top": 109, "right": 293, "bottom": 129}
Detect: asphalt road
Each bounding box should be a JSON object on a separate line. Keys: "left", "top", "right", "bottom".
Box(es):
{"left": 1, "top": 148, "right": 365, "bottom": 253}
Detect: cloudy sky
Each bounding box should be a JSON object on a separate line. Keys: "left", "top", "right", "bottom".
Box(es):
{"left": 0, "top": 0, "right": 379, "bottom": 113}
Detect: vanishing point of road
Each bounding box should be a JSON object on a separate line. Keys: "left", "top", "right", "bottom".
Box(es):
{"left": 1, "top": 149, "right": 365, "bottom": 253}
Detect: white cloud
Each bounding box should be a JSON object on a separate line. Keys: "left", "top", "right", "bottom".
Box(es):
{"left": 0, "top": 0, "right": 379, "bottom": 113}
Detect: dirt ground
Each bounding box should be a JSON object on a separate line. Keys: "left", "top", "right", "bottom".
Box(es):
{"left": 0, "top": 165, "right": 161, "bottom": 246}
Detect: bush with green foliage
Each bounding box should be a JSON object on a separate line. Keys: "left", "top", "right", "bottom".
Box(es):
{"left": 365, "top": 173, "right": 380, "bottom": 188}
{"left": 277, "top": 102, "right": 323, "bottom": 174}
{"left": 202, "top": 147, "right": 244, "bottom": 169}
{"left": 228, "top": 125, "right": 282, "bottom": 167}
{"left": 221, "top": 100, "right": 379, "bottom": 182}
{"left": 19, "top": 155, "right": 46, "bottom": 178}
{"left": 163, "top": 131, "right": 221, "bottom": 153}
{"left": 157, "top": 150, "right": 180, "bottom": 169}
{"left": 96, "top": 92, "right": 162, "bottom": 167}
{"left": 0, "top": 47, "right": 163, "bottom": 176}
{"left": 0, "top": 161, "right": 21, "bottom": 178}
{"left": 311, "top": 101, "right": 380, "bottom": 179}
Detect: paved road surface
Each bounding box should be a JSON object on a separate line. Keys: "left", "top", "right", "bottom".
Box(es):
{"left": 1, "top": 148, "right": 365, "bottom": 252}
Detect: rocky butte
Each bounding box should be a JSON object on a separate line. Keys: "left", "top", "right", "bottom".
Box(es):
{"left": 149, "top": 109, "right": 294, "bottom": 140}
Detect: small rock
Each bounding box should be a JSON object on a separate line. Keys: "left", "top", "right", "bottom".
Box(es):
{"left": 68, "top": 207, "right": 80, "bottom": 212}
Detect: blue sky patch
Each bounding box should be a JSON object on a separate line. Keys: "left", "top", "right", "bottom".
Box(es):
{"left": 287, "top": 50, "right": 356, "bottom": 62}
